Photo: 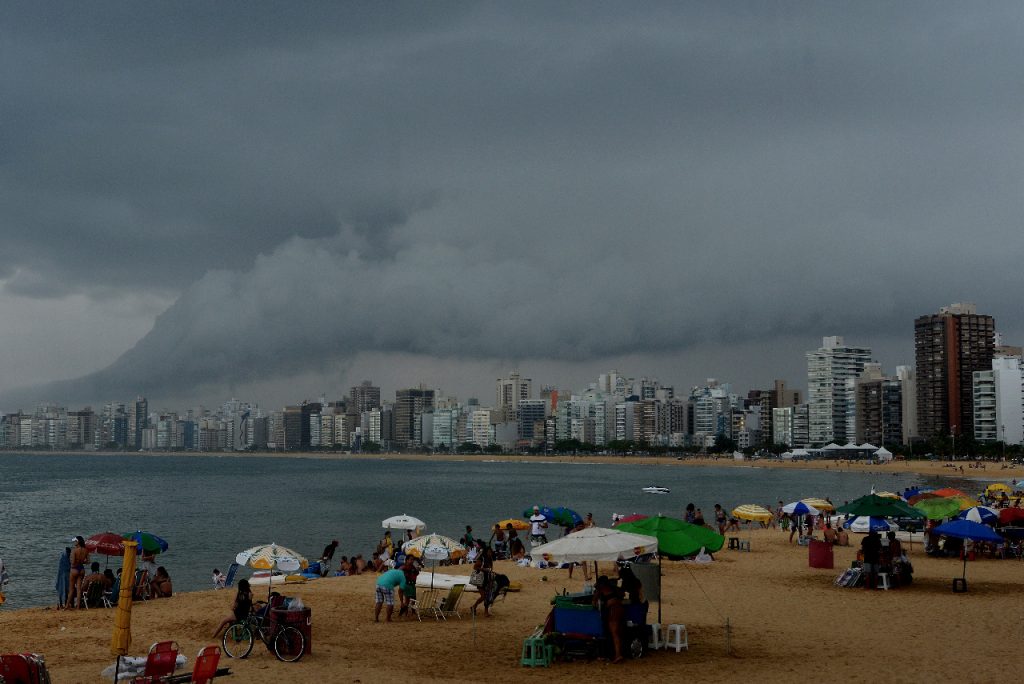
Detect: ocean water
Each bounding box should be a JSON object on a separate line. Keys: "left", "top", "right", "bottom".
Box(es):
{"left": 0, "top": 453, "right": 967, "bottom": 609}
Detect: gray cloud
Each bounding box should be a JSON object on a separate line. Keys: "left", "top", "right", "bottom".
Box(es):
{"left": 3, "top": 2, "right": 1024, "bottom": 407}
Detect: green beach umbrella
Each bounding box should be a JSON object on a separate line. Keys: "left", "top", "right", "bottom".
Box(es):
{"left": 837, "top": 495, "right": 923, "bottom": 519}
{"left": 614, "top": 514, "right": 725, "bottom": 559}
{"left": 123, "top": 531, "right": 169, "bottom": 555}
{"left": 913, "top": 497, "right": 963, "bottom": 520}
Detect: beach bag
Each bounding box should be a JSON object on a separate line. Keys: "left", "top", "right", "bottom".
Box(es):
{"left": 469, "top": 570, "right": 485, "bottom": 586}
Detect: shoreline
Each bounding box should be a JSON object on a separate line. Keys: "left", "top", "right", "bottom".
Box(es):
{"left": 3, "top": 448, "right": 1022, "bottom": 480}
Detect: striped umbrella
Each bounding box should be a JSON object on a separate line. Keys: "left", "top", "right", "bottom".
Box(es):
{"left": 403, "top": 534, "right": 467, "bottom": 561}
{"left": 801, "top": 498, "right": 835, "bottom": 512}
{"left": 958, "top": 506, "right": 999, "bottom": 525}
{"left": 236, "top": 543, "right": 308, "bottom": 599}
{"left": 732, "top": 504, "right": 772, "bottom": 523}
{"left": 782, "top": 501, "right": 820, "bottom": 516}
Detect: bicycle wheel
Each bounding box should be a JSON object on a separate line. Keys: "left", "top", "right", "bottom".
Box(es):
{"left": 272, "top": 625, "right": 306, "bottom": 662}
{"left": 222, "top": 622, "right": 255, "bottom": 659}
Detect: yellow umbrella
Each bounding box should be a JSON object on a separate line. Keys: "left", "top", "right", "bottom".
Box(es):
{"left": 986, "top": 483, "right": 1012, "bottom": 495}
{"left": 496, "top": 519, "right": 530, "bottom": 531}
{"left": 874, "top": 491, "right": 900, "bottom": 499}
{"left": 732, "top": 504, "right": 772, "bottom": 522}
{"left": 111, "top": 539, "right": 138, "bottom": 680}
{"left": 952, "top": 496, "right": 975, "bottom": 511}
{"left": 802, "top": 498, "right": 835, "bottom": 512}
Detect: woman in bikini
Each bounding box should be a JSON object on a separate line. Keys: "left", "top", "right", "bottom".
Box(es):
{"left": 66, "top": 536, "right": 89, "bottom": 609}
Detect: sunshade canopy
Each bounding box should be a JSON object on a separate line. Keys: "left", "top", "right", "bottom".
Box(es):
{"left": 732, "top": 504, "right": 772, "bottom": 522}
{"left": 615, "top": 515, "right": 725, "bottom": 559}
{"left": 382, "top": 514, "right": 425, "bottom": 531}
{"left": 958, "top": 506, "right": 999, "bottom": 525}
{"left": 235, "top": 543, "right": 308, "bottom": 572}
{"left": 403, "top": 534, "right": 467, "bottom": 560}
{"left": 914, "top": 498, "right": 966, "bottom": 520}
{"left": 530, "top": 527, "right": 658, "bottom": 562}
{"left": 933, "top": 519, "right": 1003, "bottom": 544}
{"left": 837, "top": 495, "right": 924, "bottom": 519}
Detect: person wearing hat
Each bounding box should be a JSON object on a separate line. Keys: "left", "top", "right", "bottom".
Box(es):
{"left": 529, "top": 506, "right": 549, "bottom": 545}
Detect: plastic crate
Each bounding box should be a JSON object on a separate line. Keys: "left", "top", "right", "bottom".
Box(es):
{"left": 271, "top": 608, "right": 312, "bottom": 655}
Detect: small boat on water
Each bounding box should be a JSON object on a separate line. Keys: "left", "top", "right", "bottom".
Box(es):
{"left": 642, "top": 486, "right": 670, "bottom": 494}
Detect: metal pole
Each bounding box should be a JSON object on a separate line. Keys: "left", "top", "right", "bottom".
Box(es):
{"left": 726, "top": 617, "right": 732, "bottom": 655}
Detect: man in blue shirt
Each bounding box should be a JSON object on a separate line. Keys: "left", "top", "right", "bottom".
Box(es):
{"left": 374, "top": 568, "right": 408, "bottom": 622}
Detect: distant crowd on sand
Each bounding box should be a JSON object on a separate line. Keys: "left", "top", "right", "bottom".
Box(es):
{"left": 56, "top": 536, "right": 172, "bottom": 609}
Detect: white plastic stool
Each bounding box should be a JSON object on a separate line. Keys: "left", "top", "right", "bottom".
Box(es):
{"left": 647, "top": 622, "right": 663, "bottom": 650}
{"left": 665, "top": 624, "right": 688, "bottom": 652}
{"left": 878, "top": 573, "right": 891, "bottom": 590}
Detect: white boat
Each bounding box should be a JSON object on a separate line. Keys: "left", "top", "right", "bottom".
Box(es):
{"left": 642, "top": 486, "right": 670, "bottom": 494}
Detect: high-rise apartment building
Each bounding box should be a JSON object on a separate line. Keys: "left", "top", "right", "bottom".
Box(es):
{"left": 394, "top": 388, "right": 434, "bottom": 448}
{"left": 806, "top": 337, "right": 873, "bottom": 445}
{"left": 496, "top": 372, "right": 532, "bottom": 410}
{"left": 855, "top": 364, "right": 903, "bottom": 447}
{"left": 349, "top": 381, "right": 381, "bottom": 414}
{"left": 914, "top": 303, "right": 995, "bottom": 439}
{"left": 972, "top": 357, "right": 1023, "bottom": 444}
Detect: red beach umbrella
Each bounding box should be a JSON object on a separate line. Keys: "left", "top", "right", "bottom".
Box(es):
{"left": 998, "top": 507, "right": 1024, "bottom": 525}
{"left": 86, "top": 532, "right": 126, "bottom": 556}
{"left": 932, "top": 488, "right": 969, "bottom": 498}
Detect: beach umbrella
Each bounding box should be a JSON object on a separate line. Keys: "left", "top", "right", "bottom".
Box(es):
{"left": 732, "top": 505, "right": 772, "bottom": 523}
{"left": 86, "top": 532, "right": 126, "bottom": 557}
{"left": 801, "top": 498, "right": 835, "bottom": 512}
{"left": 236, "top": 543, "right": 308, "bottom": 599}
{"left": 998, "top": 507, "right": 1024, "bottom": 525}
{"left": 913, "top": 498, "right": 963, "bottom": 520}
{"left": 531, "top": 527, "right": 658, "bottom": 563}
{"left": 932, "top": 488, "right": 969, "bottom": 499}
{"left": 838, "top": 494, "right": 924, "bottom": 519}
{"left": 907, "top": 492, "right": 941, "bottom": 506}
{"left": 110, "top": 539, "right": 138, "bottom": 682}
{"left": 985, "top": 483, "right": 1013, "bottom": 496}
{"left": 409, "top": 537, "right": 458, "bottom": 590}
{"left": 495, "top": 519, "right": 530, "bottom": 531}
{"left": 781, "top": 501, "right": 820, "bottom": 517}
{"left": 403, "top": 534, "right": 467, "bottom": 561}
{"left": 123, "top": 531, "right": 169, "bottom": 555}
{"left": 843, "top": 516, "right": 897, "bottom": 533}
{"left": 382, "top": 514, "right": 426, "bottom": 532}
{"left": 615, "top": 515, "right": 725, "bottom": 559}
{"left": 873, "top": 492, "right": 900, "bottom": 500}
{"left": 932, "top": 519, "right": 1004, "bottom": 586}
{"left": 613, "top": 514, "right": 650, "bottom": 526}
{"left": 958, "top": 506, "right": 999, "bottom": 525}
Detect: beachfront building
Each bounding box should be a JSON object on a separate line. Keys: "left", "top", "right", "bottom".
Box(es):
{"left": 394, "top": 388, "right": 435, "bottom": 449}
{"left": 516, "top": 399, "right": 546, "bottom": 447}
{"left": 349, "top": 381, "right": 381, "bottom": 414}
{"left": 496, "top": 371, "right": 532, "bottom": 421}
{"left": 915, "top": 302, "right": 995, "bottom": 439}
{"left": 807, "top": 336, "right": 873, "bottom": 446}
{"left": 854, "top": 364, "right": 903, "bottom": 448}
{"left": 972, "top": 356, "right": 1024, "bottom": 445}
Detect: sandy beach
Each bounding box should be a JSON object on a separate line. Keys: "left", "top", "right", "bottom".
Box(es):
{"left": 10, "top": 448, "right": 1024, "bottom": 481}
{"left": 3, "top": 526, "right": 1021, "bottom": 683}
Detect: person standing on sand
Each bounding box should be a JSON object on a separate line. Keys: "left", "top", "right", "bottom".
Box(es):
{"left": 861, "top": 530, "right": 882, "bottom": 590}
{"left": 66, "top": 536, "right": 89, "bottom": 609}
{"left": 713, "top": 504, "right": 727, "bottom": 534}
{"left": 529, "top": 506, "right": 548, "bottom": 545}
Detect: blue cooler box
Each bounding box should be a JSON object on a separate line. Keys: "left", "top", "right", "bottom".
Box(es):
{"left": 553, "top": 606, "right": 603, "bottom": 637}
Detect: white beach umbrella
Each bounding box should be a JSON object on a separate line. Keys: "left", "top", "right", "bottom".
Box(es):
{"left": 530, "top": 526, "right": 658, "bottom": 563}
{"left": 382, "top": 514, "right": 426, "bottom": 531}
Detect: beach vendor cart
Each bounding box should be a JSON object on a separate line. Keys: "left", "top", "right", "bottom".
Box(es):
{"left": 544, "top": 590, "right": 651, "bottom": 660}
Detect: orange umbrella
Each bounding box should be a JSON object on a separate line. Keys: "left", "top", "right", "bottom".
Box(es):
{"left": 933, "top": 488, "right": 969, "bottom": 498}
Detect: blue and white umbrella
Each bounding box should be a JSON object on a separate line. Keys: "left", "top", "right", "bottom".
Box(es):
{"left": 781, "top": 501, "right": 820, "bottom": 516}
{"left": 843, "top": 516, "right": 897, "bottom": 533}
{"left": 957, "top": 506, "right": 999, "bottom": 525}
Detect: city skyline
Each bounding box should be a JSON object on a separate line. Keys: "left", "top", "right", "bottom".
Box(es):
{"left": 3, "top": 4, "right": 1024, "bottom": 412}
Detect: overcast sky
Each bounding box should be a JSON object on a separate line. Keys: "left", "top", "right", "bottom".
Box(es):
{"left": 2, "top": 2, "right": 1023, "bottom": 412}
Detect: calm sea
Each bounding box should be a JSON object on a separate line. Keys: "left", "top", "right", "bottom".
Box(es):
{"left": 0, "top": 453, "right": 970, "bottom": 609}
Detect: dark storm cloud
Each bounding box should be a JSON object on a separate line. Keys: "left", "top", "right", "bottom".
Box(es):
{"left": 3, "top": 2, "right": 1024, "bottom": 404}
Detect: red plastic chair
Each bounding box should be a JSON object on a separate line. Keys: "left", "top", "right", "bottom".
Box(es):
{"left": 1, "top": 653, "right": 51, "bottom": 683}
{"left": 190, "top": 645, "right": 221, "bottom": 683}
{"left": 132, "top": 640, "right": 179, "bottom": 683}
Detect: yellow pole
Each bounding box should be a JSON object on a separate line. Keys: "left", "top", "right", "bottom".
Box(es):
{"left": 111, "top": 539, "right": 138, "bottom": 665}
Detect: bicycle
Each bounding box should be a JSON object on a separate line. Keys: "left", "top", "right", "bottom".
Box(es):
{"left": 221, "top": 605, "right": 306, "bottom": 663}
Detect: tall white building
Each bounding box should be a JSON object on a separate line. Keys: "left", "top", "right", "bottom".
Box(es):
{"left": 806, "top": 336, "right": 873, "bottom": 446}
{"left": 496, "top": 372, "right": 532, "bottom": 411}
{"left": 973, "top": 357, "right": 1024, "bottom": 445}
{"left": 896, "top": 365, "right": 917, "bottom": 445}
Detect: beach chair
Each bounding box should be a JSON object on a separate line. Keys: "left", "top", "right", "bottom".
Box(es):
{"left": 410, "top": 588, "right": 441, "bottom": 621}
{"left": 437, "top": 584, "right": 465, "bottom": 621}
{"left": 222, "top": 563, "right": 240, "bottom": 589}
{"left": 0, "top": 653, "right": 52, "bottom": 684}
{"left": 103, "top": 575, "right": 121, "bottom": 608}
{"left": 133, "top": 569, "right": 151, "bottom": 601}
{"left": 82, "top": 580, "right": 105, "bottom": 609}
{"left": 189, "top": 645, "right": 220, "bottom": 683}
{"left": 132, "top": 641, "right": 179, "bottom": 683}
